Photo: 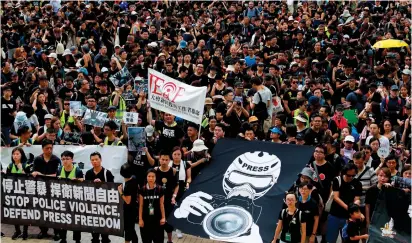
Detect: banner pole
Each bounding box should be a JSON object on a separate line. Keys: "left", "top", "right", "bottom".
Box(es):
{"left": 198, "top": 123, "right": 202, "bottom": 139}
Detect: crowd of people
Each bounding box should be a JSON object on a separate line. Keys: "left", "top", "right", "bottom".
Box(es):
{"left": 1, "top": 1, "right": 411, "bottom": 243}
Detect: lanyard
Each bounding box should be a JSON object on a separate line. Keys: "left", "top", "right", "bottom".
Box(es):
{"left": 287, "top": 209, "right": 298, "bottom": 232}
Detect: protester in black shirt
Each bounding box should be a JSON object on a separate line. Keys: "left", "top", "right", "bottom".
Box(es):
{"left": 138, "top": 169, "right": 166, "bottom": 243}
{"left": 304, "top": 115, "right": 325, "bottom": 146}
{"left": 326, "top": 163, "right": 362, "bottom": 243}
{"left": 32, "top": 139, "right": 61, "bottom": 240}
{"left": 148, "top": 110, "right": 184, "bottom": 154}
{"left": 85, "top": 152, "right": 114, "bottom": 243}
{"left": 1, "top": 85, "right": 16, "bottom": 145}
{"left": 118, "top": 163, "right": 139, "bottom": 243}
{"left": 154, "top": 150, "right": 178, "bottom": 243}
{"left": 273, "top": 193, "right": 306, "bottom": 243}
{"left": 298, "top": 182, "right": 319, "bottom": 243}
{"left": 347, "top": 204, "right": 369, "bottom": 243}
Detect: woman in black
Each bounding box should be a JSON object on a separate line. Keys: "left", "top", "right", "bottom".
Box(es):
{"left": 297, "top": 182, "right": 319, "bottom": 243}
{"left": 273, "top": 192, "right": 306, "bottom": 243}
{"left": 118, "top": 163, "right": 139, "bottom": 243}
{"left": 155, "top": 150, "right": 178, "bottom": 243}
{"left": 138, "top": 169, "right": 166, "bottom": 243}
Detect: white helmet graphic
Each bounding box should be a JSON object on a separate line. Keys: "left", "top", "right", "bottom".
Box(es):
{"left": 223, "top": 151, "right": 281, "bottom": 200}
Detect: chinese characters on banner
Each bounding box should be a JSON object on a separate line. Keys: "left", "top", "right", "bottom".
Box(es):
{"left": 123, "top": 112, "right": 139, "bottom": 125}
{"left": 148, "top": 69, "right": 207, "bottom": 124}
{"left": 1, "top": 175, "right": 124, "bottom": 236}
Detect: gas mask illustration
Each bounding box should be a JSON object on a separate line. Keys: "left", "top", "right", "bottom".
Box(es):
{"left": 174, "top": 151, "right": 281, "bottom": 243}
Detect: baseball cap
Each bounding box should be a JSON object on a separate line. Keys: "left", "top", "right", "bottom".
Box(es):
{"left": 402, "top": 69, "right": 411, "bottom": 75}
{"left": 47, "top": 53, "right": 57, "bottom": 59}
{"left": 391, "top": 85, "right": 399, "bottom": 91}
{"left": 288, "top": 16, "right": 294, "bottom": 21}
{"left": 296, "top": 133, "right": 305, "bottom": 140}
{"left": 234, "top": 82, "right": 244, "bottom": 88}
{"left": 249, "top": 116, "right": 259, "bottom": 123}
{"left": 294, "top": 115, "right": 307, "bottom": 123}
{"left": 145, "top": 125, "right": 154, "bottom": 137}
{"left": 344, "top": 135, "right": 355, "bottom": 143}
{"left": 44, "top": 114, "right": 53, "bottom": 120}
{"left": 101, "top": 67, "right": 109, "bottom": 73}
{"left": 108, "top": 106, "right": 117, "bottom": 111}
{"left": 270, "top": 127, "right": 282, "bottom": 134}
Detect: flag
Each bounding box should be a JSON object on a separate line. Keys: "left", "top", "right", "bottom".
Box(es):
{"left": 168, "top": 139, "right": 314, "bottom": 243}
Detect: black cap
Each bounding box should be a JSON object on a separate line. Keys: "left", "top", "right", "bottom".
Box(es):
{"left": 296, "top": 133, "right": 304, "bottom": 140}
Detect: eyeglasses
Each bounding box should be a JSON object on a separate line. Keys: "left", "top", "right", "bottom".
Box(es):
{"left": 291, "top": 81, "right": 298, "bottom": 84}
{"left": 64, "top": 103, "right": 70, "bottom": 106}
{"left": 363, "top": 151, "right": 371, "bottom": 154}
{"left": 314, "top": 150, "right": 324, "bottom": 154}
{"left": 346, "top": 174, "right": 356, "bottom": 178}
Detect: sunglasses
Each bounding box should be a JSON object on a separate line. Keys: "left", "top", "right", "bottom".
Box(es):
{"left": 346, "top": 174, "right": 356, "bottom": 178}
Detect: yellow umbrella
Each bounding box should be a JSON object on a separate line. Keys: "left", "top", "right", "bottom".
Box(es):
{"left": 373, "top": 39, "right": 409, "bottom": 49}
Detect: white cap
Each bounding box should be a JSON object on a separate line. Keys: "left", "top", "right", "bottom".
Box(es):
{"left": 343, "top": 34, "right": 350, "bottom": 39}
{"left": 402, "top": 69, "right": 411, "bottom": 75}
{"left": 288, "top": 16, "right": 294, "bottom": 21}
{"left": 62, "top": 49, "right": 71, "bottom": 56}
{"left": 191, "top": 139, "right": 208, "bottom": 152}
{"left": 47, "top": 53, "right": 57, "bottom": 59}
{"left": 344, "top": 135, "right": 355, "bottom": 143}
{"left": 145, "top": 125, "right": 154, "bottom": 137}
{"left": 101, "top": 67, "right": 109, "bottom": 73}
{"left": 148, "top": 42, "right": 158, "bottom": 48}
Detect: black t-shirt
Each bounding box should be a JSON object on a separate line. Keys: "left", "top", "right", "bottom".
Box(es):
{"left": 278, "top": 208, "right": 306, "bottom": 243}
{"left": 182, "top": 138, "right": 196, "bottom": 152}
{"left": 283, "top": 89, "right": 299, "bottom": 112}
{"left": 154, "top": 121, "right": 184, "bottom": 153}
{"left": 346, "top": 219, "right": 362, "bottom": 243}
{"left": 58, "top": 86, "right": 76, "bottom": 100}
{"left": 298, "top": 198, "right": 319, "bottom": 236}
{"left": 309, "top": 161, "right": 336, "bottom": 203}
{"left": 33, "top": 154, "right": 61, "bottom": 176}
{"left": 171, "top": 160, "right": 191, "bottom": 183}
{"left": 155, "top": 167, "right": 177, "bottom": 202}
{"left": 1, "top": 96, "right": 16, "bottom": 126}
{"left": 128, "top": 151, "right": 152, "bottom": 187}
{"left": 330, "top": 176, "right": 362, "bottom": 218}
{"left": 138, "top": 185, "right": 164, "bottom": 222}
{"left": 123, "top": 177, "right": 139, "bottom": 211}
{"left": 304, "top": 128, "right": 325, "bottom": 146}
{"left": 364, "top": 185, "right": 381, "bottom": 220}
{"left": 94, "top": 54, "right": 111, "bottom": 70}
{"left": 85, "top": 167, "right": 114, "bottom": 182}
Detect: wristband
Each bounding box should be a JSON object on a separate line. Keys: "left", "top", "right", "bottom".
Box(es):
{"left": 120, "top": 193, "right": 124, "bottom": 197}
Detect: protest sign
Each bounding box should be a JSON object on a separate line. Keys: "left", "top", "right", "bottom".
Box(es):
{"left": 83, "top": 109, "right": 108, "bottom": 128}
{"left": 127, "top": 127, "right": 146, "bottom": 152}
{"left": 70, "top": 101, "right": 82, "bottom": 117}
{"left": 134, "top": 77, "right": 148, "bottom": 94}
{"left": 13, "top": 111, "right": 31, "bottom": 134}
{"left": 123, "top": 112, "right": 139, "bottom": 125}
{"left": 121, "top": 91, "right": 135, "bottom": 101}
{"left": 1, "top": 175, "right": 124, "bottom": 236}
{"left": 1, "top": 145, "right": 127, "bottom": 182}
{"left": 104, "top": 118, "right": 121, "bottom": 131}
{"left": 368, "top": 187, "right": 411, "bottom": 243}
{"left": 109, "top": 65, "right": 134, "bottom": 87}
{"left": 169, "top": 139, "right": 314, "bottom": 243}
{"left": 148, "top": 69, "right": 207, "bottom": 124}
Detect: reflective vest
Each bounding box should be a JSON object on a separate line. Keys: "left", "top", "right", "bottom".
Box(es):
{"left": 60, "top": 111, "right": 75, "bottom": 127}
{"left": 59, "top": 165, "right": 78, "bottom": 179}
{"left": 9, "top": 162, "right": 27, "bottom": 174}
{"left": 104, "top": 137, "right": 123, "bottom": 146}
{"left": 13, "top": 137, "right": 33, "bottom": 145}
{"left": 109, "top": 94, "right": 126, "bottom": 120}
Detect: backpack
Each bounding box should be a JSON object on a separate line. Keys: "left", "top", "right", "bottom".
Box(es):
{"left": 325, "top": 176, "right": 342, "bottom": 212}
{"left": 56, "top": 36, "right": 64, "bottom": 55}
{"left": 253, "top": 92, "right": 269, "bottom": 121}
{"left": 281, "top": 208, "right": 302, "bottom": 226}
{"left": 385, "top": 97, "right": 404, "bottom": 116}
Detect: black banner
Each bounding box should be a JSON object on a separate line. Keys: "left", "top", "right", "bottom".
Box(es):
{"left": 1, "top": 175, "right": 124, "bottom": 236}
{"left": 368, "top": 187, "right": 411, "bottom": 243}
{"left": 168, "top": 139, "right": 314, "bottom": 243}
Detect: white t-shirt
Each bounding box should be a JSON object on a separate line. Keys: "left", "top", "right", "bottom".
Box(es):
{"left": 365, "top": 135, "right": 390, "bottom": 151}
{"left": 252, "top": 86, "right": 273, "bottom": 118}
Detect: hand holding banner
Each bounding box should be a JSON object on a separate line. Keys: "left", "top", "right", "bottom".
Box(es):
{"left": 148, "top": 69, "right": 207, "bottom": 124}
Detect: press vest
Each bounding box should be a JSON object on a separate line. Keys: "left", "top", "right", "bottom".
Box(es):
{"left": 60, "top": 111, "right": 75, "bottom": 127}
{"left": 104, "top": 137, "right": 123, "bottom": 146}
{"left": 109, "top": 94, "right": 126, "bottom": 119}
{"left": 59, "top": 165, "right": 78, "bottom": 179}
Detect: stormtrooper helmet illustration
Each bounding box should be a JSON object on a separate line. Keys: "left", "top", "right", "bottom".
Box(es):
{"left": 223, "top": 151, "right": 281, "bottom": 201}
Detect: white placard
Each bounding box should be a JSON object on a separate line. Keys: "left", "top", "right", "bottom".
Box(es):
{"left": 122, "top": 112, "right": 139, "bottom": 124}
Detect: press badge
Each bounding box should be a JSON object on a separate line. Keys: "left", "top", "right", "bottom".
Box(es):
{"left": 285, "top": 232, "right": 291, "bottom": 242}
{"left": 148, "top": 203, "right": 154, "bottom": 215}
